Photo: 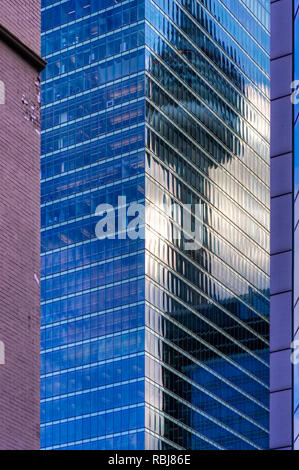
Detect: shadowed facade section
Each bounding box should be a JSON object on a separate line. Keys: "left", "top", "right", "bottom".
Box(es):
{"left": 0, "top": 0, "right": 45, "bottom": 450}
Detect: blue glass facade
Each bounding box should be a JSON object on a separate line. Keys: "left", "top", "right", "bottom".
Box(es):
{"left": 41, "top": 0, "right": 270, "bottom": 449}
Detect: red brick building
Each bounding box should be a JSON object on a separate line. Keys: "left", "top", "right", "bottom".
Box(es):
{"left": 0, "top": 0, "right": 45, "bottom": 450}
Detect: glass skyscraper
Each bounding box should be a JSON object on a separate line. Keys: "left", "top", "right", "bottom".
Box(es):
{"left": 41, "top": 0, "right": 270, "bottom": 450}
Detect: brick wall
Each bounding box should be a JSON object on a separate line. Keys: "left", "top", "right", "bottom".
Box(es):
{"left": 0, "top": 0, "right": 41, "bottom": 55}
{"left": 0, "top": 4, "right": 41, "bottom": 450}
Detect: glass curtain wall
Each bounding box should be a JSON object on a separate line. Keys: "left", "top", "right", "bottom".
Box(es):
{"left": 41, "top": 0, "right": 270, "bottom": 450}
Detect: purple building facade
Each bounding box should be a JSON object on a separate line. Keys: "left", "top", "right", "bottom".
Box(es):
{"left": 270, "top": 0, "right": 295, "bottom": 451}
{"left": 0, "top": 1, "right": 45, "bottom": 449}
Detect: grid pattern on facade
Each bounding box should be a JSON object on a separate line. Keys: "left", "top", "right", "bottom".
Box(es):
{"left": 41, "top": 0, "right": 270, "bottom": 450}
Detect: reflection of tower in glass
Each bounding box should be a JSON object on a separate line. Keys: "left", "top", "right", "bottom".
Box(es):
{"left": 41, "top": 0, "right": 270, "bottom": 450}
{"left": 144, "top": 0, "right": 270, "bottom": 450}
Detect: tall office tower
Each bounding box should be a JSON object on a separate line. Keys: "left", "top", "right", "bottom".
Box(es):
{"left": 270, "top": 0, "right": 296, "bottom": 451}
{"left": 0, "top": 0, "right": 45, "bottom": 450}
{"left": 41, "top": 0, "right": 270, "bottom": 449}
